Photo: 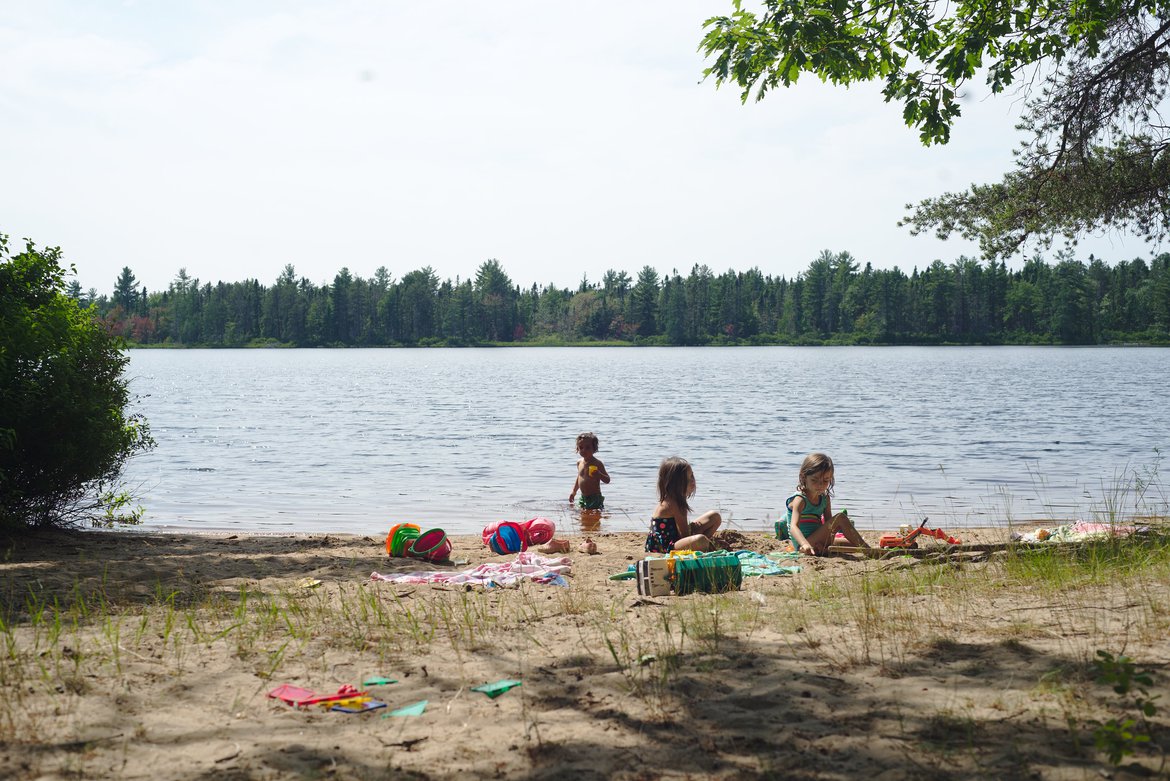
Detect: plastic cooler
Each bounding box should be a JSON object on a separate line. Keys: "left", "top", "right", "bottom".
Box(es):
{"left": 636, "top": 551, "right": 742, "bottom": 596}
{"left": 672, "top": 551, "right": 742, "bottom": 595}
{"left": 635, "top": 558, "right": 671, "bottom": 596}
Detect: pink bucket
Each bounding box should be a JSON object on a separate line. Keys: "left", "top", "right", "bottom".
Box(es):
{"left": 409, "top": 528, "right": 452, "bottom": 562}
{"left": 482, "top": 521, "right": 502, "bottom": 547}
{"left": 522, "top": 517, "right": 556, "bottom": 546}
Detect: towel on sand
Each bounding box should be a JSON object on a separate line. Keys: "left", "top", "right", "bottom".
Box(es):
{"left": 734, "top": 550, "right": 802, "bottom": 577}
{"left": 371, "top": 551, "right": 571, "bottom": 587}
{"left": 1012, "top": 520, "right": 1139, "bottom": 544}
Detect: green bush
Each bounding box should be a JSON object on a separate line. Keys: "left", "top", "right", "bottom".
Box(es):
{"left": 0, "top": 234, "right": 153, "bottom": 530}
{"left": 1089, "top": 650, "right": 1159, "bottom": 765}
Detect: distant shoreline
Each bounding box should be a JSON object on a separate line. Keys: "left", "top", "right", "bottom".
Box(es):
{"left": 123, "top": 340, "right": 1170, "bottom": 349}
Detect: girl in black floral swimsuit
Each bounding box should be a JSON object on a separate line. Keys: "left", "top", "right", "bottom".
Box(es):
{"left": 644, "top": 457, "right": 722, "bottom": 553}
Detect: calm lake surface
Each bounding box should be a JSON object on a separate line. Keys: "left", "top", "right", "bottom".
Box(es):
{"left": 123, "top": 347, "right": 1170, "bottom": 537}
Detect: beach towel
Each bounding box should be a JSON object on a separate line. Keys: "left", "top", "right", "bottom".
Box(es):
{"left": 370, "top": 551, "right": 571, "bottom": 588}
{"left": 1012, "top": 520, "right": 1140, "bottom": 544}
{"left": 734, "top": 550, "right": 802, "bottom": 577}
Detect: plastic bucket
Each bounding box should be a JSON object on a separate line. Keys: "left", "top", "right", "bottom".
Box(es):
{"left": 522, "top": 517, "right": 555, "bottom": 546}
{"left": 386, "top": 523, "right": 421, "bottom": 557}
{"left": 409, "top": 528, "right": 452, "bottom": 562}
{"left": 488, "top": 521, "right": 526, "bottom": 555}
{"left": 481, "top": 521, "right": 501, "bottom": 546}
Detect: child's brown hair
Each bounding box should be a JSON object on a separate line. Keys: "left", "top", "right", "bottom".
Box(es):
{"left": 797, "top": 452, "right": 835, "bottom": 495}
{"left": 576, "top": 432, "right": 599, "bottom": 451}
{"left": 657, "top": 457, "right": 693, "bottom": 514}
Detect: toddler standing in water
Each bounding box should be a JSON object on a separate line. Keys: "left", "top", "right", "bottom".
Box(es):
{"left": 785, "top": 453, "right": 869, "bottom": 556}
{"left": 569, "top": 432, "right": 610, "bottom": 510}
{"left": 645, "top": 457, "right": 722, "bottom": 553}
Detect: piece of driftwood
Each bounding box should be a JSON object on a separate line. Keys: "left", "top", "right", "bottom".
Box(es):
{"left": 827, "top": 542, "right": 1035, "bottom": 559}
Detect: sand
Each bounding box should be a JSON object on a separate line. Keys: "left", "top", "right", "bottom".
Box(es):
{"left": 1, "top": 525, "right": 1167, "bottom": 780}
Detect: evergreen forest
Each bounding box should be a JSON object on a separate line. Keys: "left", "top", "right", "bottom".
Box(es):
{"left": 75, "top": 250, "right": 1170, "bottom": 347}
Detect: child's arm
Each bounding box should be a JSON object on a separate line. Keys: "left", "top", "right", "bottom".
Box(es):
{"left": 674, "top": 506, "right": 689, "bottom": 541}
{"left": 569, "top": 459, "right": 581, "bottom": 501}
{"left": 788, "top": 496, "right": 816, "bottom": 555}
{"left": 593, "top": 458, "right": 610, "bottom": 484}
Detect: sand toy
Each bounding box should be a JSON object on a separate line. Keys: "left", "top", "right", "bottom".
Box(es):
{"left": 636, "top": 550, "right": 742, "bottom": 596}
{"left": 386, "top": 523, "right": 452, "bottom": 561}
{"left": 483, "top": 517, "right": 557, "bottom": 552}
{"left": 878, "top": 518, "right": 961, "bottom": 549}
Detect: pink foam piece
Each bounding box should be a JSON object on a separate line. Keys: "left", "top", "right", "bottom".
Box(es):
{"left": 523, "top": 517, "right": 556, "bottom": 546}
{"left": 268, "top": 684, "right": 316, "bottom": 705}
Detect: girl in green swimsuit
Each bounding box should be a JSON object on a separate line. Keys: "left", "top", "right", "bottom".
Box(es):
{"left": 786, "top": 453, "right": 870, "bottom": 556}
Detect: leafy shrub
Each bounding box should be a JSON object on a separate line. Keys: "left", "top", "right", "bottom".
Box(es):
{"left": 1090, "top": 650, "right": 1160, "bottom": 765}
{"left": 0, "top": 234, "right": 153, "bottom": 530}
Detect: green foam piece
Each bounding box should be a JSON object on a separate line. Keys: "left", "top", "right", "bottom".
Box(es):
{"left": 471, "top": 679, "right": 522, "bottom": 698}
{"left": 362, "top": 676, "right": 397, "bottom": 686}
{"left": 385, "top": 700, "right": 428, "bottom": 717}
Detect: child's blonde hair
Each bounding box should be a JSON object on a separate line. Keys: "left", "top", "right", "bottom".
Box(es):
{"left": 658, "top": 457, "right": 693, "bottom": 514}
{"left": 797, "top": 452, "right": 835, "bottom": 495}
{"left": 576, "top": 432, "right": 599, "bottom": 451}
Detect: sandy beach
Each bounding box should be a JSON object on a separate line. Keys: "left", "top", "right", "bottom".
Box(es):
{"left": 1, "top": 524, "right": 1167, "bottom": 780}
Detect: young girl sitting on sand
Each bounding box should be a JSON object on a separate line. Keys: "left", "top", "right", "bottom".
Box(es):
{"left": 644, "top": 457, "right": 722, "bottom": 553}
{"left": 786, "top": 452, "right": 869, "bottom": 556}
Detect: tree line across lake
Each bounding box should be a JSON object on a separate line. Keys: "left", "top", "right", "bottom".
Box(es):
{"left": 76, "top": 249, "right": 1170, "bottom": 347}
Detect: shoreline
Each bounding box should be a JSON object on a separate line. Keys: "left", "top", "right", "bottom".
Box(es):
{"left": 118, "top": 513, "right": 1089, "bottom": 540}
{"left": 2, "top": 524, "right": 1167, "bottom": 779}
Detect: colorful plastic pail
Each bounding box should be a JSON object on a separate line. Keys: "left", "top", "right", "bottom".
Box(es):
{"left": 481, "top": 521, "right": 502, "bottom": 546}
{"left": 386, "top": 523, "right": 421, "bottom": 557}
{"left": 487, "top": 521, "right": 526, "bottom": 555}
{"left": 409, "top": 528, "right": 452, "bottom": 562}
{"left": 522, "top": 517, "right": 555, "bottom": 546}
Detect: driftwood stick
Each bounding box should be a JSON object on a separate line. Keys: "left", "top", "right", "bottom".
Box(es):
{"left": 827, "top": 542, "right": 1044, "bottom": 559}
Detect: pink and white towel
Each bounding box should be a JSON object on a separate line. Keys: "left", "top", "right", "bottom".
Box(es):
{"left": 371, "top": 551, "right": 572, "bottom": 587}
{"left": 1013, "top": 520, "right": 1140, "bottom": 543}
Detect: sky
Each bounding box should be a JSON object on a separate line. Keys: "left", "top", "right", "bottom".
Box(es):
{"left": 1, "top": 0, "right": 1162, "bottom": 296}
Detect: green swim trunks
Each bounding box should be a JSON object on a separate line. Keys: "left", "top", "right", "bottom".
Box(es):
{"left": 578, "top": 493, "right": 604, "bottom": 510}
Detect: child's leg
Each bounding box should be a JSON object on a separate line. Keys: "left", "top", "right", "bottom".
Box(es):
{"left": 689, "top": 511, "right": 722, "bottom": 538}
{"left": 673, "top": 534, "right": 714, "bottom": 552}
{"left": 831, "top": 512, "right": 870, "bottom": 547}
{"left": 802, "top": 522, "right": 838, "bottom": 554}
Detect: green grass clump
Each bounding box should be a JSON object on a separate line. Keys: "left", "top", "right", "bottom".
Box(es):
{"left": 999, "top": 529, "right": 1170, "bottom": 590}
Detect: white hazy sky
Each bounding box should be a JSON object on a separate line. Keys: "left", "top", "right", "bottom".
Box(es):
{"left": 1, "top": 1, "right": 1159, "bottom": 295}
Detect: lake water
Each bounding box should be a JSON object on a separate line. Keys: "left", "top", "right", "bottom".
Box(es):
{"left": 122, "top": 346, "right": 1170, "bottom": 537}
